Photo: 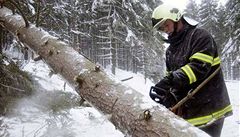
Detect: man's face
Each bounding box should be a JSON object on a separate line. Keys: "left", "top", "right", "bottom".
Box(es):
{"left": 158, "top": 19, "right": 175, "bottom": 36}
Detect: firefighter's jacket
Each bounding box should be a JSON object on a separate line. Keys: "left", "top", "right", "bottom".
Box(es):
{"left": 165, "top": 24, "right": 233, "bottom": 126}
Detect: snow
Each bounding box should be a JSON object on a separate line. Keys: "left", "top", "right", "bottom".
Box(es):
{"left": 23, "top": 60, "right": 75, "bottom": 92}
{"left": 27, "top": 3, "right": 36, "bottom": 15}
{"left": 92, "top": 0, "right": 104, "bottom": 12}
{"left": 1, "top": 59, "right": 239, "bottom": 137}
{"left": 124, "top": 89, "right": 133, "bottom": 94}
{"left": 222, "top": 37, "right": 233, "bottom": 55}
{"left": 110, "top": 68, "right": 154, "bottom": 97}
{"left": 125, "top": 27, "right": 137, "bottom": 43}
{"left": 70, "top": 29, "right": 82, "bottom": 35}
{"left": 79, "top": 68, "right": 90, "bottom": 75}
{"left": 0, "top": 7, "right": 13, "bottom": 17}
{"left": 221, "top": 80, "right": 240, "bottom": 137}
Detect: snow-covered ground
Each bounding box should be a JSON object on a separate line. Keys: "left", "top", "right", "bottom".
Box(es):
{"left": 221, "top": 80, "right": 240, "bottom": 137}
{"left": 1, "top": 60, "right": 239, "bottom": 137}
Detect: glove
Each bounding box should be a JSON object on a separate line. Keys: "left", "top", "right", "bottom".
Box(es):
{"left": 149, "top": 76, "right": 173, "bottom": 103}
{"left": 149, "top": 86, "right": 178, "bottom": 108}
{"left": 164, "top": 89, "right": 179, "bottom": 108}
{"left": 155, "top": 75, "right": 173, "bottom": 94}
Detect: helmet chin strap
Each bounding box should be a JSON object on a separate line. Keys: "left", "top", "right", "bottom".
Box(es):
{"left": 172, "top": 22, "right": 178, "bottom": 36}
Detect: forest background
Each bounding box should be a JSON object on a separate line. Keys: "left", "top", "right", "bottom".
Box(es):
{"left": 0, "top": 0, "right": 239, "bottom": 82}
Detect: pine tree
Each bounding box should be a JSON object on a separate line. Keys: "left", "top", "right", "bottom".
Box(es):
{"left": 198, "top": 0, "right": 218, "bottom": 35}
{"left": 184, "top": 0, "right": 200, "bottom": 21}
{"left": 224, "top": 0, "right": 240, "bottom": 80}
{"left": 215, "top": 4, "right": 228, "bottom": 53}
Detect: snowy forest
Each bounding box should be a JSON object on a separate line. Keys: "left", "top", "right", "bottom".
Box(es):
{"left": 0, "top": 0, "right": 239, "bottom": 82}
{"left": 0, "top": 0, "right": 239, "bottom": 137}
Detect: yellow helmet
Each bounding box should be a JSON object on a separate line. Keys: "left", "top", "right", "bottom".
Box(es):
{"left": 152, "top": 4, "right": 183, "bottom": 30}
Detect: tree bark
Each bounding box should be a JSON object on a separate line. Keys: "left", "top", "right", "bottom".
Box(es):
{"left": 0, "top": 7, "right": 209, "bottom": 137}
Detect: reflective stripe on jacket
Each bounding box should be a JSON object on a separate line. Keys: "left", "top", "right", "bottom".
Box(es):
{"left": 186, "top": 105, "right": 232, "bottom": 126}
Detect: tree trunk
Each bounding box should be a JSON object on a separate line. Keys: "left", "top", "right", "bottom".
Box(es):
{"left": 0, "top": 7, "right": 209, "bottom": 137}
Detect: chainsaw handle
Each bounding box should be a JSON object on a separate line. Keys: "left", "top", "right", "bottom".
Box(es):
{"left": 149, "top": 86, "right": 167, "bottom": 103}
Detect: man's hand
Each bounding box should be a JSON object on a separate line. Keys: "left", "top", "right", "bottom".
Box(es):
{"left": 155, "top": 75, "right": 172, "bottom": 93}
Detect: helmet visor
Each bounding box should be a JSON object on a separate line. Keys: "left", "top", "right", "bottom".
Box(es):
{"left": 152, "top": 18, "right": 166, "bottom": 31}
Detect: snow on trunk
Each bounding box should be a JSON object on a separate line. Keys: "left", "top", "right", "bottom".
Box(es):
{"left": 0, "top": 7, "right": 209, "bottom": 137}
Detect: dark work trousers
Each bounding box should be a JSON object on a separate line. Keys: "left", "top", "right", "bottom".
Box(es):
{"left": 200, "top": 118, "right": 225, "bottom": 137}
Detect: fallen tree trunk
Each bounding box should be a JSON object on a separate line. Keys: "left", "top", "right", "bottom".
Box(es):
{"left": 0, "top": 7, "right": 209, "bottom": 137}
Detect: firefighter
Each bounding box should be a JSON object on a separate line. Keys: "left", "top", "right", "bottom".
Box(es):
{"left": 150, "top": 3, "right": 233, "bottom": 137}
